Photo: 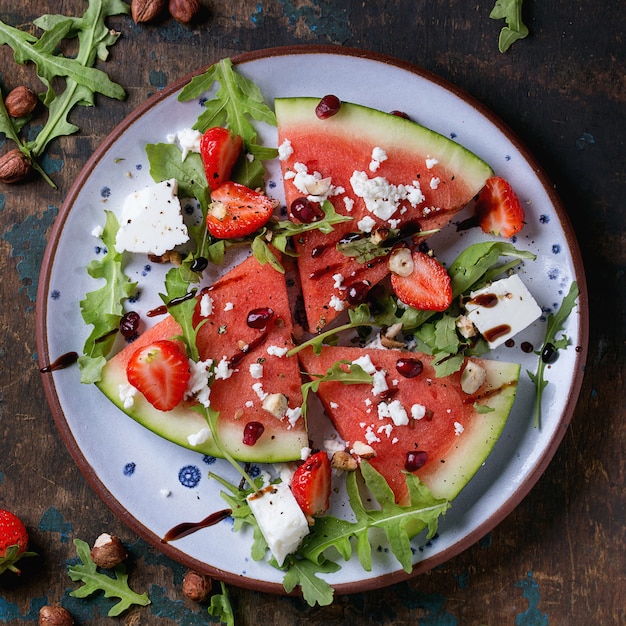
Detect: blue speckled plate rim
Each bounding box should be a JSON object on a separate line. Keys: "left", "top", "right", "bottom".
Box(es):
{"left": 36, "top": 44, "right": 589, "bottom": 596}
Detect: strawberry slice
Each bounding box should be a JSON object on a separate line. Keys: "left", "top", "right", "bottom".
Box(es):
{"left": 475, "top": 176, "right": 525, "bottom": 238}
{"left": 126, "top": 340, "right": 190, "bottom": 411}
{"left": 290, "top": 451, "right": 331, "bottom": 520}
{"left": 207, "top": 181, "right": 276, "bottom": 239}
{"left": 200, "top": 127, "right": 243, "bottom": 191}
{"left": 390, "top": 249, "right": 452, "bottom": 312}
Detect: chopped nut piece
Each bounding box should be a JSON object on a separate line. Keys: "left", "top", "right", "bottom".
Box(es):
{"left": 456, "top": 314, "right": 477, "bottom": 339}
{"left": 331, "top": 450, "right": 358, "bottom": 471}
{"left": 460, "top": 360, "right": 487, "bottom": 395}
{"left": 388, "top": 247, "right": 414, "bottom": 277}
{"left": 262, "top": 393, "right": 288, "bottom": 419}
{"left": 351, "top": 441, "right": 377, "bottom": 459}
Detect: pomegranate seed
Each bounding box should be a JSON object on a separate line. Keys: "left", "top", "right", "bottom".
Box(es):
{"left": 390, "top": 110, "right": 410, "bottom": 120}
{"left": 247, "top": 307, "right": 274, "bottom": 329}
{"left": 243, "top": 421, "right": 264, "bottom": 446}
{"left": 315, "top": 94, "right": 341, "bottom": 119}
{"left": 395, "top": 357, "right": 423, "bottom": 378}
{"left": 346, "top": 280, "right": 371, "bottom": 305}
{"left": 120, "top": 311, "right": 140, "bottom": 338}
{"left": 405, "top": 450, "right": 428, "bottom": 472}
{"left": 290, "top": 197, "right": 323, "bottom": 223}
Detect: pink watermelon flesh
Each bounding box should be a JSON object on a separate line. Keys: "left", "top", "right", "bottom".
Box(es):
{"left": 297, "top": 345, "right": 519, "bottom": 506}
{"left": 276, "top": 97, "right": 493, "bottom": 333}
{"left": 98, "top": 253, "right": 308, "bottom": 463}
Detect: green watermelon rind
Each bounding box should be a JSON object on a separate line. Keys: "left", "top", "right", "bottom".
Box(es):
{"left": 275, "top": 97, "right": 494, "bottom": 196}
{"left": 97, "top": 361, "right": 310, "bottom": 464}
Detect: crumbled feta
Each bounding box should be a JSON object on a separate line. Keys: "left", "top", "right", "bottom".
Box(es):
{"left": 332, "top": 273, "right": 345, "bottom": 290}
{"left": 246, "top": 483, "right": 310, "bottom": 566}
{"left": 115, "top": 179, "right": 189, "bottom": 255}
{"left": 249, "top": 362, "right": 264, "bottom": 379}
{"left": 343, "top": 196, "right": 355, "bottom": 212}
{"left": 223, "top": 302, "right": 234, "bottom": 312}
{"left": 429, "top": 176, "right": 440, "bottom": 190}
{"left": 465, "top": 274, "right": 542, "bottom": 349}
{"left": 364, "top": 425, "right": 381, "bottom": 444}
{"left": 214, "top": 356, "right": 233, "bottom": 380}
{"left": 328, "top": 295, "right": 345, "bottom": 312}
{"left": 369, "top": 146, "right": 388, "bottom": 172}
{"left": 300, "top": 447, "right": 312, "bottom": 461}
{"left": 185, "top": 358, "right": 213, "bottom": 407}
{"left": 425, "top": 156, "right": 439, "bottom": 169}
{"left": 285, "top": 162, "right": 344, "bottom": 202}
{"left": 371, "top": 370, "right": 389, "bottom": 396}
{"left": 285, "top": 406, "right": 302, "bottom": 428}
{"left": 378, "top": 399, "right": 409, "bottom": 426}
{"left": 177, "top": 128, "right": 202, "bottom": 160}
{"left": 351, "top": 354, "right": 376, "bottom": 375}
{"left": 411, "top": 403, "right": 426, "bottom": 420}
{"left": 330, "top": 401, "right": 339, "bottom": 409}
{"left": 377, "top": 423, "right": 393, "bottom": 438}
{"left": 159, "top": 488, "right": 172, "bottom": 498}
{"left": 454, "top": 421, "right": 465, "bottom": 436}
{"left": 357, "top": 215, "right": 376, "bottom": 233}
{"left": 350, "top": 171, "right": 425, "bottom": 221}
{"left": 199, "top": 292, "right": 214, "bottom": 317}
{"left": 252, "top": 382, "right": 268, "bottom": 401}
{"left": 267, "top": 345, "right": 288, "bottom": 357}
{"left": 278, "top": 139, "right": 294, "bottom": 161}
{"left": 91, "top": 224, "right": 104, "bottom": 238}
{"left": 118, "top": 383, "right": 137, "bottom": 409}
{"left": 187, "top": 427, "right": 211, "bottom": 447}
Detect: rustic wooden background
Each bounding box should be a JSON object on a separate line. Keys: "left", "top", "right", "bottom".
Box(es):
{"left": 1, "top": 1, "right": 624, "bottom": 624}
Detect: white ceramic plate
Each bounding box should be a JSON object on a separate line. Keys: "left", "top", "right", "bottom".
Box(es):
{"left": 37, "top": 46, "right": 588, "bottom": 595}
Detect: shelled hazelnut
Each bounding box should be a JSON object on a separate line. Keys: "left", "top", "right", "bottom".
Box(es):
{"left": 90, "top": 533, "right": 128, "bottom": 568}
{"left": 39, "top": 605, "right": 74, "bottom": 626}
{"left": 0, "top": 149, "right": 32, "bottom": 184}
{"left": 182, "top": 570, "right": 213, "bottom": 602}
{"left": 4, "top": 86, "right": 38, "bottom": 118}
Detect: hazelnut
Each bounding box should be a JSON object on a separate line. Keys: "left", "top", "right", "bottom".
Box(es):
{"left": 169, "top": 0, "right": 200, "bottom": 24}
{"left": 0, "top": 149, "right": 32, "bottom": 184}
{"left": 39, "top": 605, "right": 74, "bottom": 625}
{"left": 4, "top": 86, "right": 38, "bottom": 118}
{"left": 90, "top": 533, "right": 127, "bottom": 568}
{"left": 182, "top": 570, "right": 212, "bottom": 602}
{"left": 131, "top": 0, "right": 166, "bottom": 23}
{"left": 351, "top": 441, "right": 377, "bottom": 459}
{"left": 331, "top": 450, "right": 358, "bottom": 472}
{"left": 388, "top": 247, "right": 414, "bottom": 277}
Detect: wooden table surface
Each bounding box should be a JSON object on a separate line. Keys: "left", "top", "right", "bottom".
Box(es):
{"left": 1, "top": 1, "right": 624, "bottom": 624}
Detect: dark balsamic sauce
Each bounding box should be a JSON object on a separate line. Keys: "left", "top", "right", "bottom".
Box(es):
{"left": 162, "top": 508, "right": 233, "bottom": 542}
{"left": 40, "top": 351, "right": 79, "bottom": 373}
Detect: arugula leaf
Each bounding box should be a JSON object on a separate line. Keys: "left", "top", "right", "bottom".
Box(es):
{"left": 300, "top": 361, "right": 373, "bottom": 422}
{"left": 208, "top": 581, "right": 235, "bottom": 626}
{"left": 0, "top": 0, "right": 129, "bottom": 185}
{"left": 68, "top": 539, "right": 150, "bottom": 617}
{"left": 282, "top": 557, "right": 340, "bottom": 607}
{"left": 300, "top": 461, "right": 449, "bottom": 574}
{"left": 490, "top": 0, "right": 529, "bottom": 52}
{"left": 179, "top": 57, "right": 277, "bottom": 190}
{"left": 79, "top": 211, "right": 136, "bottom": 383}
{"left": 527, "top": 281, "right": 579, "bottom": 428}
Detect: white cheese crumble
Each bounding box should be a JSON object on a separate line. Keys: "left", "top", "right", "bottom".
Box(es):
{"left": 378, "top": 399, "right": 409, "bottom": 426}
{"left": 371, "top": 370, "right": 389, "bottom": 396}
{"left": 285, "top": 162, "right": 344, "bottom": 202}
{"left": 343, "top": 196, "right": 355, "bottom": 212}
{"left": 118, "top": 383, "right": 137, "bottom": 409}
{"left": 351, "top": 354, "right": 376, "bottom": 375}
{"left": 357, "top": 215, "right": 376, "bottom": 233}
{"left": 285, "top": 406, "right": 302, "bottom": 428}
{"left": 252, "top": 382, "right": 268, "bottom": 401}
{"left": 267, "top": 345, "right": 288, "bottom": 357}
{"left": 278, "top": 139, "right": 294, "bottom": 161}
{"left": 223, "top": 301, "right": 234, "bottom": 312}
{"left": 369, "top": 146, "right": 388, "bottom": 172}
{"left": 430, "top": 177, "right": 441, "bottom": 190}
{"left": 199, "top": 292, "right": 214, "bottom": 317}
{"left": 187, "top": 427, "right": 211, "bottom": 447}
{"left": 411, "top": 403, "right": 427, "bottom": 420}
{"left": 349, "top": 171, "right": 425, "bottom": 221}
{"left": 115, "top": 178, "right": 189, "bottom": 256}
{"left": 185, "top": 358, "right": 213, "bottom": 408}
{"left": 249, "top": 362, "right": 264, "bottom": 379}
{"left": 328, "top": 295, "right": 345, "bottom": 312}
{"left": 214, "top": 356, "right": 233, "bottom": 380}
{"left": 332, "top": 273, "right": 345, "bottom": 290}
{"left": 454, "top": 421, "right": 465, "bottom": 436}
{"left": 425, "top": 156, "right": 439, "bottom": 169}
{"left": 246, "top": 483, "right": 310, "bottom": 566}
{"left": 91, "top": 224, "right": 104, "bottom": 238}
{"left": 177, "top": 128, "right": 202, "bottom": 160}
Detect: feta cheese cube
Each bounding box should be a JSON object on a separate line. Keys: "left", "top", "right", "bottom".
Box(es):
{"left": 465, "top": 274, "right": 542, "bottom": 349}
{"left": 115, "top": 179, "right": 189, "bottom": 255}
{"left": 246, "top": 482, "right": 310, "bottom": 566}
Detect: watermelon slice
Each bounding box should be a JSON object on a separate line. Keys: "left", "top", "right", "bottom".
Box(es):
{"left": 297, "top": 345, "right": 520, "bottom": 505}
{"left": 97, "top": 254, "right": 309, "bottom": 463}
{"left": 276, "top": 97, "right": 493, "bottom": 333}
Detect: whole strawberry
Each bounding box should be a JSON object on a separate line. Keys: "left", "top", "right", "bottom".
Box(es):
{"left": 0, "top": 509, "right": 36, "bottom": 575}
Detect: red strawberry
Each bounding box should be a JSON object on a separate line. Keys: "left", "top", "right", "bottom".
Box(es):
{"left": 475, "top": 176, "right": 525, "bottom": 238}
{"left": 200, "top": 127, "right": 243, "bottom": 191}
{"left": 126, "top": 340, "right": 190, "bottom": 411}
{"left": 0, "top": 509, "right": 35, "bottom": 575}
{"left": 206, "top": 181, "right": 276, "bottom": 239}
{"left": 290, "top": 451, "right": 332, "bottom": 520}
{"left": 390, "top": 249, "right": 452, "bottom": 312}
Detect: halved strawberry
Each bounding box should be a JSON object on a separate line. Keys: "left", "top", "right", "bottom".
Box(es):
{"left": 290, "top": 451, "right": 331, "bottom": 520}
{"left": 475, "top": 176, "right": 525, "bottom": 238}
{"left": 0, "top": 509, "right": 35, "bottom": 575}
{"left": 207, "top": 181, "right": 276, "bottom": 239}
{"left": 390, "top": 249, "right": 453, "bottom": 312}
{"left": 126, "top": 340, "right": 190, "bottom": 411}
{"left": 200, "top": 127, "right": 243, "bottom": 191}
